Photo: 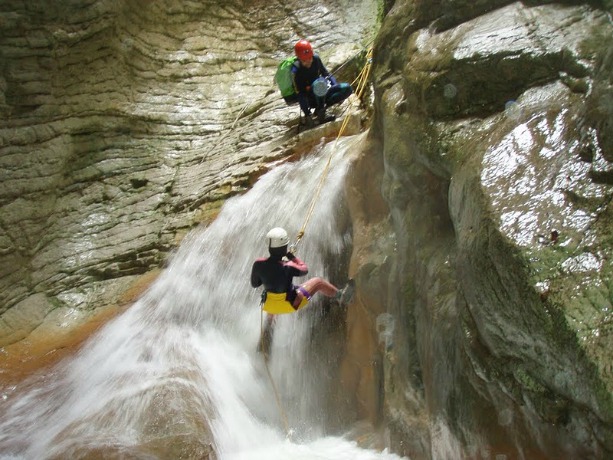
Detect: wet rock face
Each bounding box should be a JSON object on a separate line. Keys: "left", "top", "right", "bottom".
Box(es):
{"left": 345, "top": 0, "right": 613, "bottom": 458}
{"left": 3, "top": 0, "right": 612, "bottom": 458}
{"left": 0, "top": 0, "right": 378, "bottom": 346}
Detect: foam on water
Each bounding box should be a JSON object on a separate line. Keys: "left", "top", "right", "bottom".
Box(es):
{"left": 0, "top": 134, "right": 407, "bottom": 460}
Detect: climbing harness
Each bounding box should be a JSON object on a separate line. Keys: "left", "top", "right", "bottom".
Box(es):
{"left": 261, "top": 291, "right": 308, "bottom": 314}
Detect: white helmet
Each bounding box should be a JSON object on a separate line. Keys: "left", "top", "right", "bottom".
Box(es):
{"left": 267, "top": 227, "right": 289, "bottom": 248}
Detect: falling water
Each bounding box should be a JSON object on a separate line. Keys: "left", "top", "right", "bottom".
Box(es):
{"left": 0, "top": 134, "right": 407, "bottom": 460}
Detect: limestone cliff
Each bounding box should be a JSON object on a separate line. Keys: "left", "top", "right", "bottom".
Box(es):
{"left": 0, "top": 0, "right": 377, "bottom": 346}
{"left": 1, "top": 0, "right": 612, "bottom": 459}
{"left": 340, "top": 0, "right": 613, "bottom": 458}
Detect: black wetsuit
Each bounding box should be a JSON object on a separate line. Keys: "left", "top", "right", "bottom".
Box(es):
{"left": 250, "top": 255, "right": 308, "bottom": 304}
{"left": 291, "top": 55, "right": 334, "bottom": 116}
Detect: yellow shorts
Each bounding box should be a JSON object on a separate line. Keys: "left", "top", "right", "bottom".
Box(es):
{"left": 262, "top": 291, "right": 309, "bottom": 314}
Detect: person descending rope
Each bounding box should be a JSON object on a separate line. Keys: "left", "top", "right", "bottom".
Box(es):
{"left": 291, "top": 39, "right": 353, "bottom": 126}
{"left": 251, "top": 227, "right": 354, "bottom": 357}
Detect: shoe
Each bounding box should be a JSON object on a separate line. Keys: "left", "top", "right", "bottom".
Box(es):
{"left": 317, "top": 108, "right": 326, "bottom": 124}
{"left": 303, "top": 114, "right": 315, "bottom": 128}
{"left": 317, "top": 109, "right": 336, "bottom": 125}
{"left": 336, "top": 279, "right": 355, "bottom": 306}
{"left": 315, "top": 107, "right": 336, "bottom": 125}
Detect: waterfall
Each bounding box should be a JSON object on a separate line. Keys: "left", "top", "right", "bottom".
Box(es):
{"left": 0, "top": 133, "right": 406, "bottom": 460}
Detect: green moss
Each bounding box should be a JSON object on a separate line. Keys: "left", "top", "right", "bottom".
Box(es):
{"left": 48, "top": 296, "right": 64, "bottom": 311}
{"left": 195, "top": 200, "right": 224, "bottom": 226}
{"left": 579, "top": 14, "right": 613, "bottom": 57}
{"left": 514, "top": 367, "right": 547, "bottom": 393}
{"left": 376, "top": 0, "right": 387, "bottom": 26}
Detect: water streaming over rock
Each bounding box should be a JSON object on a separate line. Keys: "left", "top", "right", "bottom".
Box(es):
{"left": 0, "top": 134, "right": 406, "bottom": 460}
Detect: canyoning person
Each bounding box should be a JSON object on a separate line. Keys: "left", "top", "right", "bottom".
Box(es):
{"left": 291, "top": 39, "right": 353, "bottom": 126}
{"left": 251, "top": 227, "right": 354, "bottom": 356}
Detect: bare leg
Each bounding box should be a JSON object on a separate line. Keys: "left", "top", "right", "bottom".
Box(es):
{"left": 300, "top": 277, "right": 338, "bottom": 298}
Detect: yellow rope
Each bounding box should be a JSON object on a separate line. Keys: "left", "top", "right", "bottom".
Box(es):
{"left": 294, "top": 47, "right": 373, "bottom": 247}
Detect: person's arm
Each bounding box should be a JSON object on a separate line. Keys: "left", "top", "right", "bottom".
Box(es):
{"left": 250, "top": 261, "right": 262, "bottom": 288}
{"left": 286, "top": 252, "right": 308, "bottom": 276}
{"left": 317, "top": 56, "right": 329, "bottom": 76}
{"left": 292, "top": 67, "right": 312, "bottom": 115}
{"left": 316, "top": 56, "right": 337, "bottom": 86}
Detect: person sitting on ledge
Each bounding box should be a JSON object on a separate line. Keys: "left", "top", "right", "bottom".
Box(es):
{"left": 291, "top": 39, "right": 353, "bottom": 126}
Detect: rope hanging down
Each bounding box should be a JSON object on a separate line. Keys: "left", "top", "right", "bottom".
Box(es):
{"left": 294, "top": 46, "right": 373, "bottom": 247}
{"left": 261, "top": 47, "right": 373, "bottom": 439}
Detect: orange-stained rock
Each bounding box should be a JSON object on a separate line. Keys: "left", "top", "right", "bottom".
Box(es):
{"left": 0, "top": 269, "right": 160, "bottom": 388}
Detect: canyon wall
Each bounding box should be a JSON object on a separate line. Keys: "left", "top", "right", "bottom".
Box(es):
{"left": 2, "top": 0, "right": 612, "bottom": 458}
{"left": 341, "top": 0, "right": 613, "bottom": 458}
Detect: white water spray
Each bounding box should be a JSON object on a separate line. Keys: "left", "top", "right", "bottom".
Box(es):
{"left": 0, "top": 134, "right": 407, "bottom": 460}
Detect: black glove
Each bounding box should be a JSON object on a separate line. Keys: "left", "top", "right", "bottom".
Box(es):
{"left": 286, "top": 251, "right": 296, "bottom": 261}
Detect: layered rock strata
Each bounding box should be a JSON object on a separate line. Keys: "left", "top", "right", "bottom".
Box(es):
{"left": 0, "top": 0, "right": 376, "bottom": 347}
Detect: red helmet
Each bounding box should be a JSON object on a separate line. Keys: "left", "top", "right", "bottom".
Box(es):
{"left": 294, "top": 39, "right": 313, "bottom": 59}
